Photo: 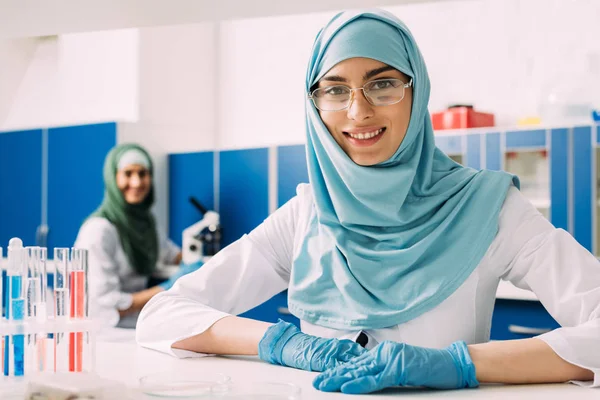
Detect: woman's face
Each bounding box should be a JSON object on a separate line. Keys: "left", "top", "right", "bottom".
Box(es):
{"left": 316, "top": 57, "right": 413, "bottom": 166}
{"left": 116, "top": 164, "right": 151, "bottom": 204}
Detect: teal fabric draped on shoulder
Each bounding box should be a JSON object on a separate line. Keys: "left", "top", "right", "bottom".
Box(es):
{"left": 287, "top": 9, "right": 518, "bottom": 329}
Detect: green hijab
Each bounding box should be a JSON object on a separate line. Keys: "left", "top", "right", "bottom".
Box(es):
{"left": 91, "top": 143, "right": 158, "bottom": 276}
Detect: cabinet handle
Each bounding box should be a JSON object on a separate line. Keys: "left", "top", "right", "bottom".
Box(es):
{"left": 277, "top": 307, "right": 291, "bottom": 315}
{"left": 508, "top": 324, "right": 552, "bottom": 335}
{"left": 36, "top": 224, "right": 49, "bottom": 248}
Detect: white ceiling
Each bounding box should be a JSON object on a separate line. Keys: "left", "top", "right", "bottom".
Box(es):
{"left": 0, "top": 0, "right": 449, "bottom": 38}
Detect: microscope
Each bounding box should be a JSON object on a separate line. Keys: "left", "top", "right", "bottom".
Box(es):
{"left": 182, "top": 197, "right": 222, "bottom": 265}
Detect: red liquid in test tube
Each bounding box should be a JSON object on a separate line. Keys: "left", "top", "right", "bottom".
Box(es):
{"left": 69, "top": 270, "right": 84, "bottom": 372}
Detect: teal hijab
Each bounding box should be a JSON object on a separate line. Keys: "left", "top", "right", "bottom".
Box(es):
{"left": 90, "top": 143, "right": 158, "bottom": 276}
{"left": 287, "top": 9, "right": 518, "bottom": 330}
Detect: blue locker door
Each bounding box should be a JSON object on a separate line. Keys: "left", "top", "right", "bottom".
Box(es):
{"left": 277, "top": 145, "right": 308, "bottom": 207}
{"left": 168, "top": 152, "right": 215, "bottom": 246}
{"left": 219, "top": 148, "right": 269, "bottom": 247}
{"left": 0, "top": 129, "right": 43, "bottom": 247}
{"left": 47, "top": 123, "right": 116, "bottom": 250}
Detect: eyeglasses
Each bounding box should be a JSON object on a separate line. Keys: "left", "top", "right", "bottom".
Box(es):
{"left": 308, "top": 78, "right": 413, "bottom": 111}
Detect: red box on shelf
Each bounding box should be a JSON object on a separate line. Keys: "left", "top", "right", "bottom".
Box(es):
{"left": 431, "top": 105, "right": 495, "bottom": 130}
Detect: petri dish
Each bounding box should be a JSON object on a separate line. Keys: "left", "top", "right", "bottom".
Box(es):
{"left": 212, "top": 382, "right": 301, "bottom": 399}
{"left": 138, "top": 371, "right": 230, "bottom": 398}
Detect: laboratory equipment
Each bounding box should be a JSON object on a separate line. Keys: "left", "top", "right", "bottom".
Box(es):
{"left": 25, "top": 372, "right": 132, "bottom": 400}
{"left": 431, "top": 105, "right": 495, "bottom": 130}
{"left": 215, "top": 382, "right": 302, "bottom": 399}
{"left": 69, "top": 247, "right": 90, "bottom": 373}
{"left": 0, "top": 239, "right": 96, "bottom": 382}
{"left": 182, "top": 197, "right": 222, "bottom": 265}
{"left": 139, "top": 371, "right": 231, "bottom": 397}
{"left": 53, "top": 248, "right": 70, "bottom": 373}
{"left": 5, "top": 238, "right": 26, "bottom": 377}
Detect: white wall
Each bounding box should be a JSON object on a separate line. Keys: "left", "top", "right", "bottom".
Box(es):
{"left": 118, "top": 22, "right": 217, "bottom": 231}
{"left": 0, "top": 38, "right": 39, "bottom": 126}
{"left": 0, "top": 29, "right": 139, "bottom": 131}
{"left": 216, "top": 0, "right": 600, "bottom": 149}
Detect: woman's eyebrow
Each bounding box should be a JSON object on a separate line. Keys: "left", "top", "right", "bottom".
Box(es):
{"left": 320, "top": 75, "right": 347, "bottom": 83}
{"left": 320, "top": 65, "right": 398, "bottom": 84}
{"left": 363, "top": 65, "right": 397, "bottom": 80}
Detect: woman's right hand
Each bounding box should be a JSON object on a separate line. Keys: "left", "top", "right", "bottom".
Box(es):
{"left": 258, "top": 320, "right": 366, "bottom": 372}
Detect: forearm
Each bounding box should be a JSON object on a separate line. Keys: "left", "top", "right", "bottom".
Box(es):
{"left": 172, "top": 316, "right": 272, "bottom": 355}
{"left": 119, "top": 286, "right": 164, "bottom": 317}
{"left": 468, "top": 338, "right": 593, "bottom": 384}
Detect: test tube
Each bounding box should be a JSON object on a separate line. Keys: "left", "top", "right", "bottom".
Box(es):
{"left": 25, "top": 247, "right": 49, "bottom": 374}
{"left": 53, "top": 248, "right": 70, "bottom": 373}
{"left": 26, "top": 247, "right": 48, "bottom": 322}
{"left": 69, "top": 248, "right": 88, "bottom": 372}
{"left": 37, "top": 247, "right": 48, "bottom": 372}
{"left": 6, "top": 238, "right": 26, "bottom": 377}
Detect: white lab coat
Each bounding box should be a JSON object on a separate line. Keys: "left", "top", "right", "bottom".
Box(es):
{"left": 136, "top": 184, "right": 600, "bottom": 387}
{"left": 74, "top": 217, "right": 180, "bottom": 328}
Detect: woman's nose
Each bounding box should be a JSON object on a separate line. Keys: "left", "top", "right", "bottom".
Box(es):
{"left": 346, "top": 89, "right": 374, "bottom": 121}
{"left": 129, "top": 174, "right": 142, "bottom": 187}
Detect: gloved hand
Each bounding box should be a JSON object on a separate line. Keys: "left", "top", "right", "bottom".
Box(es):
{"left": 313, "top": 340, "right": 479, "bottom": 394}
{"left": 258, "top": 320, "right": 367, "bottom": 372}
{"left": 158, "top": 261, "right": 203, "bottom": 290}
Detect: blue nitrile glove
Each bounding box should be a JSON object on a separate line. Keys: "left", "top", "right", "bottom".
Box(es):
{"left": 313, "top": 340, "right": 479, "bottom": 394}
{"left": 258, "top": 320, "right": 367, "bottom": 372}
{"left": 158, "top": 261, "right": 203, "bottom": 290}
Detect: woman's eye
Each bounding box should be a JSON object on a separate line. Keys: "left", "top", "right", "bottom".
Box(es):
{"left": 372, "top": 80, "right": 394, "bottom": 90}
{"left": 125, "top": 171, "right": 132, "bottom": 178}
{"left": 139, "top": 171, "right": 147, "bottom": 179}
{"left": 324, "top": 86, "right": 348, "bottom": 96}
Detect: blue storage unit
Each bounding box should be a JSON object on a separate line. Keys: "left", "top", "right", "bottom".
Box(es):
{"left": 168, "top": 151, "right": 215, "bottom": 246}
{"left": 434, "top": 135, "right": 463, "bottom": 156}
{"left": 219, "top": 148, "right": 270, "bottom": 247}
{"left": 465, "top": 134, "right": 482, "bottom": 169}
{"left": 505, "top": 129, "right": 546, "bottom": 150}
{"left": 0, "top": 129, "right": 43, "bottom": 247}
{"left": 277, "top": 144, "right": 308, "bottom": 207}
{"left": 491, "top": 299, "right": 560, "bottom": 340}
{"left": 572, "top": 126, "right": 593, "bottom": 252}
{"left": 485, "top": 132, "right": 502, "bottom": 171}
{"left": 550, "top": 128, "right": 569, "bottom": 232}
{"left": 47, "top": 123, "right": 116, "bottom": 250}
{"left": 240, "top": 291, "right": 300, "bottom": 327}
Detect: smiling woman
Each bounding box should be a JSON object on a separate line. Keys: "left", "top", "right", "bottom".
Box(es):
{"left": 136, "top": 8, "right": 600, "bottom": 395}
{"left": 72, "top": 143, "right": 201, "bottom": 329}
{"left": 311, "top": 58, "right": 413, "bottom": 166}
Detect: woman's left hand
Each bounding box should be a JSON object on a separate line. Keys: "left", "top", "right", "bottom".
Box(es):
{"left": 313, "top": 340, "right": 479, "bottom": 394}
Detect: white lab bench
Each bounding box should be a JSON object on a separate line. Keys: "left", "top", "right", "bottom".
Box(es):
{"left": 90, "top": 340, "right": 596, "bottom": 399}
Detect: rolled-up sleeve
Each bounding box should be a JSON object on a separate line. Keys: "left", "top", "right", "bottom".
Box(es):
{"left": 491, "top": 187, "right": 600, "bottom": 387}
{"left": 136, "top": 194, "right": 299, "bottom": 358}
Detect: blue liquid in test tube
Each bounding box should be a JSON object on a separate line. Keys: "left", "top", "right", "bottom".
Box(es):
{"left": 11, "top": 275, "right": 24, "bottom": 376}
{"left": 4, "top": 238, "right": 26, "bottom": 377}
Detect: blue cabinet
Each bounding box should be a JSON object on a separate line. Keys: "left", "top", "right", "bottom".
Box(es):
{"left": 219, "top": 148, "right": 269, "bottom": 247}
{"left": 168, "top": 151, "right": 215, "bottom": 247}
{"left": 240, "top": 290, "right": 300, "bottom": 327}
{"left": 0, "top": 123, "right": 116, "bottom": 251}
{"left": 491, "top": 299, "right": 559, "bottom": 340}
{"left": 47, "top": 123, "right": 116, "bottom": 250}
{"left": 277, "top": 145, "right": 308, "bottom": 207}
{"left": 0, "top": 129, "right": 43, "bottom": 247}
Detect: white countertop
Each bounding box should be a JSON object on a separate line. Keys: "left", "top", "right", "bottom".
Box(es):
{"left": 91, "top": 341, "right": 596, "bottom": 399}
